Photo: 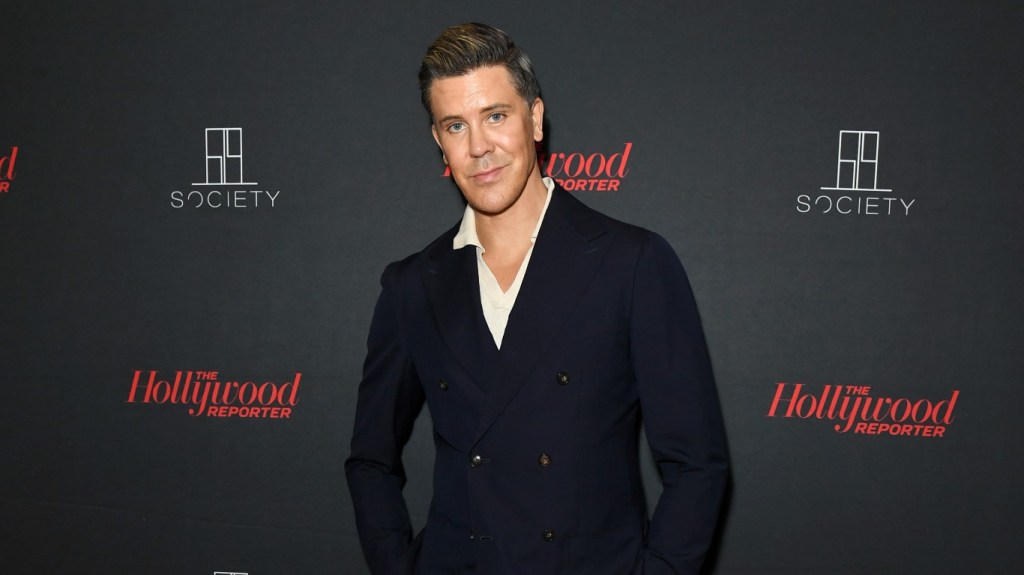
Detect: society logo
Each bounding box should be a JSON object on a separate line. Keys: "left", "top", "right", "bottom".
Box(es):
{"left": 797, "top": 130, "right": 916, "bottom": 216}
{"left": 171, "top": 128, "right": 281, "bottom": 209}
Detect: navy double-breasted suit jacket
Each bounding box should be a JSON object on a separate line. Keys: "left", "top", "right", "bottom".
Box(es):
{"left": 346, "top": 186, "right": 728, "bottom": 575}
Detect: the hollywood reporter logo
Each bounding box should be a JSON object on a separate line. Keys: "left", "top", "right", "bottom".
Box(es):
{"left": 0, "top": 146, "right": 18, "bottom": 194}
{"left": 442, "top": 142, "right": 633, "bottom": 192}
{"left": 127, "top": 370, "right": 300, "bottom": 419}
{"left": 767, "top": 382, "right": 959, "bottom": 437}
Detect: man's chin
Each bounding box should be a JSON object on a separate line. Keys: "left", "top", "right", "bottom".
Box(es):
{"left": 467, "top": 200, "right": 515, "bottom": 217}
{"left": 463, "top": 190, "right": 518, "bottom": 217}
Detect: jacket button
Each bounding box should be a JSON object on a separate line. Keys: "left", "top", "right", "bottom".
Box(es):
{"left": 538, "top": 453, "right": 552, "bottom": 467}
{"left": 470, "top": 454, "right": 483, "bottom": 468}
{"left": 556, "top": 372, "right": 570, "bottom": 385}
{"left": 438, "top": 378, "right": 449, "bottom": 391}
{"left": 542, "top": 528, "right": 556, "bottom": 542}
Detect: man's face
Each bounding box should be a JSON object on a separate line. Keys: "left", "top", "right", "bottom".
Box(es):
{"left": 430, "top": 65, "right": 544, "bottom": 216}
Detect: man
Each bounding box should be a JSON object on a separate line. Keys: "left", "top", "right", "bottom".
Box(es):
{"left": 346, "top": 22, "right": 728, "bottom": 575}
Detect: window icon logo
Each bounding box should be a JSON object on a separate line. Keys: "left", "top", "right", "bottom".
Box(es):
{"left": 821, "top": 130, "right": 891, "bottom": 193}
{"left": 193, "top": 128, "right": 257, "bottom": 187}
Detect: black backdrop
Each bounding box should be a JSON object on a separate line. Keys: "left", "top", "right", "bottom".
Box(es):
{"left": 2, "top": 1, "right": 1022, "bottom": 573}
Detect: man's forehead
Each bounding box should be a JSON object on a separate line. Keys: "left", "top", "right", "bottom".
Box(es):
{"left": 429, "top": 65, "right": 521, "bottom": 115}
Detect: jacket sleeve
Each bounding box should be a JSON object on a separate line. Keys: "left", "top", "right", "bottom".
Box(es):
{"left": 345, "top": 263, "right": 425, "bottom": 575}
{"left": 630, "top": 233, "right": 729, "bottom": 575}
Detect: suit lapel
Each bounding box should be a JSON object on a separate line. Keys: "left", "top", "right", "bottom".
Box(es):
{"left": 422, "top": 229, "right": 496, "bottom": 398}
{"left": 472, "top": 187, "right": 612, "bottom": 444}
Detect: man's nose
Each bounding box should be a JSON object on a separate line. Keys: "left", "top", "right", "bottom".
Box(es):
{"left": 468, "top": 127, "right": 493, "bottom": 158}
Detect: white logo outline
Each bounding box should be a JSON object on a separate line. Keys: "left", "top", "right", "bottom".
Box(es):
{"left": 193, "top": 127, "right": 258, "bottom": 187}
{"left": 821, "top": 130, "right": 892, "bottom": 193}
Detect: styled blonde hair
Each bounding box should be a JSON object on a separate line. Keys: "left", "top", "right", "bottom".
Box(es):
{"left": 418, "top": 22, "right": 542, "bottom": 118}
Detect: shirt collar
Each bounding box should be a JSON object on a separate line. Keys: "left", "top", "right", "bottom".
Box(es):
{"left": 453, "top": 177, "right": 555, "bottom": 252}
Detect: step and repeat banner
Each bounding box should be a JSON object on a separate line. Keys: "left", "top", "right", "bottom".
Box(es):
{"left": 2, "top": 1, "right": 1020, "bottom": 573}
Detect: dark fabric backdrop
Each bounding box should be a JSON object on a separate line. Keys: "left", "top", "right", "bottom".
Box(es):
{"left": 2, "top": 1, "right": 1021, "bottom": 573}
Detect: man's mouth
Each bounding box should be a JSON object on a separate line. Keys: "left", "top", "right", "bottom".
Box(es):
{"left": 471, "top": 165, "right": 505, "bottom": 182}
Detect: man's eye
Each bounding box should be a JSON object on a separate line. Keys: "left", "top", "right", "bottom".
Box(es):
{"left": 488, "top": 113, "right": 505, "bottom": 122}
{"left": 447, "top": 122, "right": 466, "bottom": 133}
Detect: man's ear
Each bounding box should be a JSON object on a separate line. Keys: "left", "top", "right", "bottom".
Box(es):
{"left": 531, "top": 97, "right": 545, "bottom": 142}
{"left": 431, "top": 124, "right": 447, "bottom": 164}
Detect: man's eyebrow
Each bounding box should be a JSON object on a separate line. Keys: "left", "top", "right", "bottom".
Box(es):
{"left": 436, "top": 103, "right": 514, "bottom": 126}
{"left": 436, "top": 113, "right": 464, "bottom": 126}
{"left": 481, "top": 103, "right": 513, "bottom": 113}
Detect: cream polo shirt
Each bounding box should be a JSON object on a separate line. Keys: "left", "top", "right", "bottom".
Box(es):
{"left": 452, "top": 177, "right": 555, "bottom": 348}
